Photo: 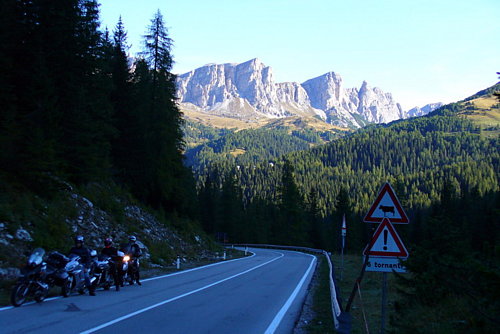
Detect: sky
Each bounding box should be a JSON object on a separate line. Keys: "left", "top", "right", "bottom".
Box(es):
{"left": 99, "top": 0, "right": 500, "bottom": 110}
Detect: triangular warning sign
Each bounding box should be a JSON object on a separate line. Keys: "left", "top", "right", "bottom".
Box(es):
{"left": 363, "top": 218, "right": 408, "bottom": 257}
{"left": 364, "top": 183, "right": 409, "bottom": 224}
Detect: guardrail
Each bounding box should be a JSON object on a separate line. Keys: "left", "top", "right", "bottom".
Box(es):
{"left": 229, "top": 244, "right": 351, "bottom": 333}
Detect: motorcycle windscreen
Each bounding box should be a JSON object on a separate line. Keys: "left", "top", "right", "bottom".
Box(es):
{"left": 28, "top": 248, "right": 45, "bottom": 266}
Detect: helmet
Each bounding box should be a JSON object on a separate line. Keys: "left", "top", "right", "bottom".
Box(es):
{"left": 75, "top": 235, "right": 84, "bottom": 245}
{"left": 104, "top": 237, "right": 113, "bottom": 247}
{"left": 128, "top": 235, "right": 137, "bottom": 242}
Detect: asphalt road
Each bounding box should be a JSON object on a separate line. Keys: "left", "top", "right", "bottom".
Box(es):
{"left": 1, "top": 248, "right": 317, "bottom": 334}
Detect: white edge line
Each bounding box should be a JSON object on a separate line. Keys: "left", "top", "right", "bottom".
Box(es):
{"left": 264, "top": 253, "right": 317, "bottom": 334}
{"left": 0, "top": 251, "right": 256, "bottom": 312}
{"left": 80, "top": 252, "right": 284, "bottom": 334}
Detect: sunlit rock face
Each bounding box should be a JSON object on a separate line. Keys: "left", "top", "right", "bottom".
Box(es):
{"left": 177, "top": 59, "right": 438, "bottom": 128}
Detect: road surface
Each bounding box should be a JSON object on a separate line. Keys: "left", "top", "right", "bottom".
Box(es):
{"left": 1, "top": 248, "right": 316, "bottom": 334}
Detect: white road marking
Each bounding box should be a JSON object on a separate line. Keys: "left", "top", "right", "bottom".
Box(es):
{"left": 264, "top": 253, "right": 317, "bottom": 334}
{"left": 80, "top": 252, "right": 284, "bottom": 334}
{"left": 142, "top": 251, "right": 256, "bottom": 282}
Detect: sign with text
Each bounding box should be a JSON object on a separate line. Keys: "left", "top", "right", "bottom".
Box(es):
{"left": 365, "top": 256, "right": 407, "bottom": 273}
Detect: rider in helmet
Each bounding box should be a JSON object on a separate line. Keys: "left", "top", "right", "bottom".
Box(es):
{"left": 101, "top": 237, "right": 121, "bottom": 291}
{"left": 121, "top": 235, "right": 142, "bottom": 285}
{"left": 69, "top": 235, "right": 96, "bottom": 296}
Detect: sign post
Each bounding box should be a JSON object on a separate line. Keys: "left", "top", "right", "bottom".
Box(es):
{"left": 362, "top": 182, "right": 410, "bottom": 334}
{"left": 381, "top": 272, "right": 388, "bottom": 334}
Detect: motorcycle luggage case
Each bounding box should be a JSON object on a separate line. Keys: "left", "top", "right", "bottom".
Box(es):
{"left": 47, "top": 252, "right": 69, "bottom": 269}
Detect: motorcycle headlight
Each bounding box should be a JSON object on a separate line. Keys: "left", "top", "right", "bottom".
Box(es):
{"left": 123, "top": 255, "right": 130, "bottom": 262}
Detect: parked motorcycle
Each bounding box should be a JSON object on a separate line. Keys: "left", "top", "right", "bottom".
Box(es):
{"left": 65, "top": 253, "right": 87, "bottom": 295}
{"left": 116, "top": 251, "right": 130, "bottom": 287}
{"left": 126, "top": 257, "right": 140, "bottom": 285}
{"left": 119, "top": 243, "right": 141, "bottom": 285}
{"left": 44, "top": 251, "right": 72, "bottom": 297}
{"left": 89, "top": 250, "right": 116, "bottom": 291}
{"left": 10, "top": 248, "right": 49, "bottom": 307}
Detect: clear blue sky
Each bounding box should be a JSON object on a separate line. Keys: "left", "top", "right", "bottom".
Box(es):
{"left": 99, "top": 0, "right": 499, "bottom": 110}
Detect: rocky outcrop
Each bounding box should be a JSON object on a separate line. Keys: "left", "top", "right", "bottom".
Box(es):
{"left": 356, "top": 81, "right": 405, "bottom": 124}
{"left": 177, "top": 59, "right": 324, "bottom": 121}
{"left": 177, "top": 59, "right": 429, "bottom": 128}
{"left": 0, "top": 188, "right": 211, "bottom": 279}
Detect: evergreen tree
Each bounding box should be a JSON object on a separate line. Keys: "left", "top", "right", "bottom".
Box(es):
{"left": 220, "top": 173, "right": 244, "bottom": 242}
{"left": 277, "top": 160, "right": 307, "bottom": 245}
{"left": 197, "top": 173, "right": 221, "bottom": 235}
{"left": 141, "top": 10, "right": 173, "bottom": 86}
{"left": 109, "top": 16, "right": 135, "bottom": 181}
{"left": 51, "top": 0, "right": 114, "bottom": 183}
{"left": 306, "top": 187, "right": 326, "bottom": 249}
{"left": 132, "top": 10, "right": 188, "bottom": 214}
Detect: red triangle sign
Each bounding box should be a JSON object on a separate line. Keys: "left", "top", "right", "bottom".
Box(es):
{"left": 364, "top": 183, "right": 409, "bottom": 224}
{"left": 363, "top": 218, "right": 409, "bottom": 257}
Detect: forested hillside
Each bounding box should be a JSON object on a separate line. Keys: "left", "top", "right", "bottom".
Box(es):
{"left": 189, "top": 84, "right": 499, "bottom": 249}
{"left": 193, "top": 109, "right": 498, "bottom": 245}
{"left": 191, "top": 87, "right": 499, "bottom": 332}
{"left": 184, "top": 124, "right": 341, "bottom": 169}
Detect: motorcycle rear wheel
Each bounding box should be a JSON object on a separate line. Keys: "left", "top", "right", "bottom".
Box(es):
{"left": 11, "top": 283, "right": 29, "bottom": 307}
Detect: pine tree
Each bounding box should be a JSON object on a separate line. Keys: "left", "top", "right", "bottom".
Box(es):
{"left": 109, "top": 16, "right": 135, "bottom": 182}
{"left": 306, "top": 187, "right": 325, "bottom": 249}
{"left": 278, "top": 160, "right": 307, "bottom": 245}
{"left": 136, "top": 10, "right": 188, "bottom": 214}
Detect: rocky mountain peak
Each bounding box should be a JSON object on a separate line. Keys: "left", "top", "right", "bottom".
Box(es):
{"left": 177, "top": 59, "right": 440, "bottom": 128}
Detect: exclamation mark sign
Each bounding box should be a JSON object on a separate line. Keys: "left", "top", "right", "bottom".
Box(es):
{"left": 383, "top": 229, "right": 388, "bottom": 250}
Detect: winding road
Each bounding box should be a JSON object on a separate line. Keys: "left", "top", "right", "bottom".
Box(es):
{"left": 0, "top": 248, "right": 317, "bottom": 334}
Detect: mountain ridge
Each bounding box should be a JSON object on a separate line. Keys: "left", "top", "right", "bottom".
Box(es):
{"left": 177, "top": 58, "right": 441, "bottom": 128}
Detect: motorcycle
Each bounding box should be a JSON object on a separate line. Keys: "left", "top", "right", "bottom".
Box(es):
{"left": 119, "top": 244, "right": 141, "bottom": 285}
{"left": 116, "top": 251, "right": 130, "bottom": 287}
{"left": 89, "top": 250, "right": 116, "bottom": 291}
{"left": 10, "top": 248, "right": 49, "bottom": 307}
{"left": 65, "top": 253, "right": 88, "bottom": 295}
{"left": 126, "top": 256, "right": 140, "bottom": 285}
{"left": 44, "top": 251, "right": 72, "bottom": 297}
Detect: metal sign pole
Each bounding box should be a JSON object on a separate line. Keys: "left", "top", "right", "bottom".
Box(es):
{"left": 340, "top": 238, "right": 344, "bottom": 281}
{"left": 341, "top": 215, "right": 346, "bottom": 280}
{"left": 380, "top": 272, "right": 388, "bottom": 334}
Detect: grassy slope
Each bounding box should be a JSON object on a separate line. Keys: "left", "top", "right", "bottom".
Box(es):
{"left": 182, "top": 107, "right": 348, "bottom": 134}
{"left": 432, "top": 82, "right": 500, "bottom": 138}
{"left": 459, "top": 95, "right": 500, "bottom": 137}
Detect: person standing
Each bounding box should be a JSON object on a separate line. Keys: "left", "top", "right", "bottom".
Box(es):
{"left": 69, "top": 235, "right": 96, "bottom": 296}
{"left": 101, "top": 237, "right": 121, "bottom": 291}
{"left": 122, "top": 235, "right": 142, "bottom": 285}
